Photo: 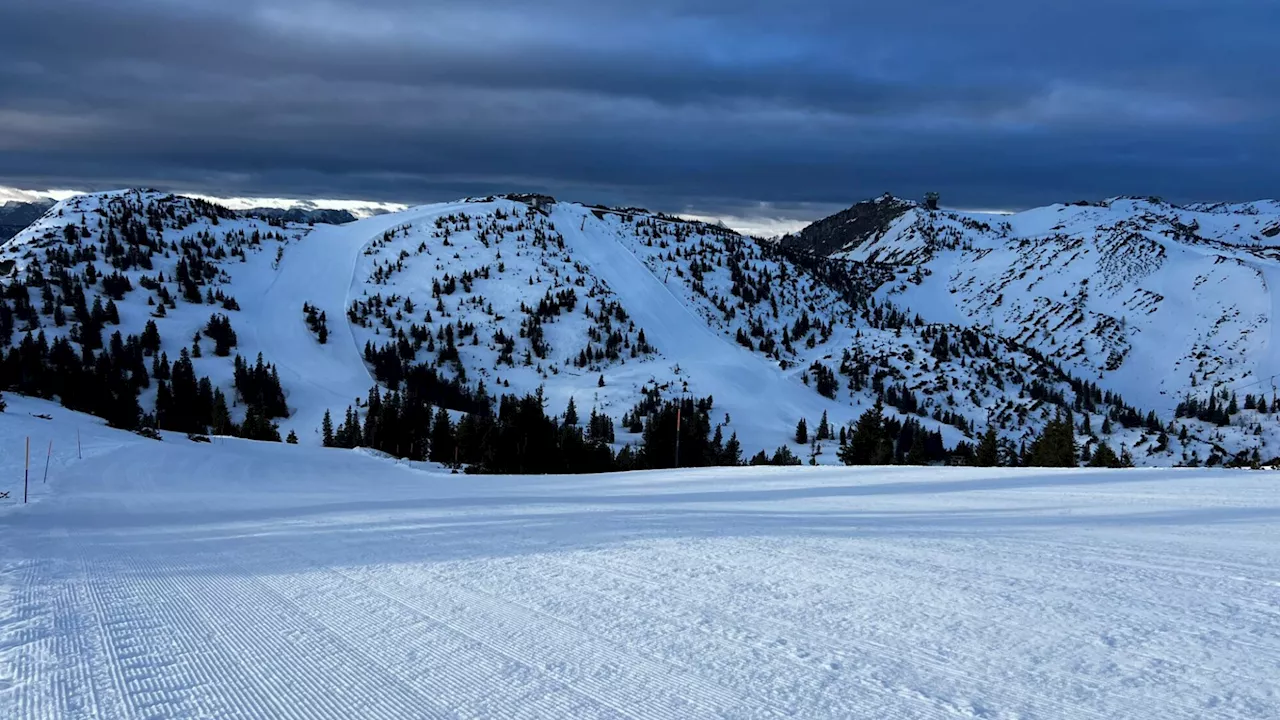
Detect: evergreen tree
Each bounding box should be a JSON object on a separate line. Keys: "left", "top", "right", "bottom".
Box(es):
{"left": 429, "top": 407, "right": 455, "bottom": 465}
{"left": 770, "top": 446, "right": 802, "bottom": 465}
{"left": 321, "top": 409, "right": 334, "bottom": 447}
{"left": 905, "top": 428, "right": 928, "bottom": 465}
{"left": 637, "top": 397, "right": 714, "bottom": 469}
{"left": 210, "top": 388, "right": 232, "bottom": 435}
{"left": 975, "top": 425, "right": 1000, "bottom": 467}
{"left": 1088, "top": 442, "right": 1121, "bottom": 468}
{"left": 564, "top": 396, "right": 579, "bottom": 426}
{"left": 1120, "top": 445, "right": 1134, "bottom": 467}
{"left": 205, "top": 313, "right": 238, "bottom": 357}
{"left": 1027, "top": 409, "right": 1077, "bottom": 467}
{"left": 930, "top": 330, "right": 950, "bottom": 362}
{"left": 615, "top": 444, "right": 637, "bottom": 470}
{"left": 233, "top": 353, "right": 288, "bottom": 418}
{"left": 722, "top": 432, "right": 742, "bottom": 466}
{"left": 795, "top": 417, "right": 809, "bottom": 444}
{"left": 240, "top": 406, "right": 281, "bottom": 442}
{"left": 839, "top": 397, "right": 887, "bottom": 465}
{"left": 141, "top": 320, "right": 161, "bottom": 356}
{"left": 334, "top": 406, "right": 361, "bottom": 448}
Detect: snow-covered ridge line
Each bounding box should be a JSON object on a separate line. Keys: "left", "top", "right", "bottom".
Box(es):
{"left": 777, "top": 193, "right": 1280, "bottom": 464}
{"left": 2, "top": 188, "right": 1275, "bottom": 466}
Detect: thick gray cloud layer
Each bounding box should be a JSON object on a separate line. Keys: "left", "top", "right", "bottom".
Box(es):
{"left": 1, "top": 0, "right": 1275, "bottom": 218}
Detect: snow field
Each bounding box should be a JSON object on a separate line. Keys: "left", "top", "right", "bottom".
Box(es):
{"left": 2, "top": 397, "right": 1278, "bottom": 719}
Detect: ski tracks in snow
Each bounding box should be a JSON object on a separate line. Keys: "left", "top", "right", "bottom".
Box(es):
{"left": 11, "top": 515, "right": 1275, "bottom": 720}
{"left": 2, "top": 419, "right": 1279, "bottom": 719}
{"left": 1259, "top": 263, "right": 1280, "bottom": 388}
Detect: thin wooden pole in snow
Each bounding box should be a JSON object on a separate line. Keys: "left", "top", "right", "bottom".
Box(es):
{"left": 43, "top": 440, "right": 52, "bottom": 484}
{"left": 675, "top": 407, "right": 682, "bottom": 468}
{"left": 77, "top": 428, "right": 82, "bottom": 460}
{"left": 24, "top": 436, "right": 30, "bottom": 504}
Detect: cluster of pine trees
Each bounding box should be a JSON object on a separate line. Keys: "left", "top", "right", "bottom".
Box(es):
{"left": 969, "top": 409, "right": 1131, "bottom": 468}
{"left": 320, "top": 387, "right": 756, "bottom": 474}
{"left": 152, "top": 348, "right": 288, "bottom": 440}
{"left": 203, "top": 313, "right": 237, "bottom": 356}
{"left": 834, "top": 398, "right": 961, "bottom": 466}
{"left": 1177, "top": 389, "right": 1279, "bottom": 426}
{"left": 303, "top": 302, "right": 328, "bottom": 343}
{"left": 3, "top": 328, "right": 149, "bottom": 429}
{"left": 313, "top": 370, "right": 1151, "bottom": 474}
{"left": 1, "top": 316, "right": 289, "bottom": 441}
{"left": 323, "top": 386, "right": 621, "bottom": 473}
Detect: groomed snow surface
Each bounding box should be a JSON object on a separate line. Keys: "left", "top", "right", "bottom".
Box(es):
{"left": 2, "top": 398, "right": 1278, "bottom": 719}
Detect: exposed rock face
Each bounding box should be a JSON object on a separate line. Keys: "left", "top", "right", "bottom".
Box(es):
{"left": 778, "top": 194, "right": 914, "bottom": 256}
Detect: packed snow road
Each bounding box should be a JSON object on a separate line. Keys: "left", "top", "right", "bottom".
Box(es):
{"left": 1, "top": 401, "right": 1279, "bottom": 719}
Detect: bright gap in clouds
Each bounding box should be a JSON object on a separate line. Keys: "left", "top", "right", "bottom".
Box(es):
{"left": 0, "top": 185, "right": 410, "bottom": 219}
{"left": 677, "top": 213, "right": 812, "bottom": 238}
{"left": 0, "top": 186, "right": 81, "bottom": 203}
{"left": 184, "top": 193, "right": 410, "bottom": 217}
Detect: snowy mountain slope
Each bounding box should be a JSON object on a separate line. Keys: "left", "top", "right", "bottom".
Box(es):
{"left": 3, "top": 395, "right": 1279, "bottom": 720}
{"left": 781, "top": 196, "right": 1280, "bottom": 458}
{"left": 802, "top": 197, "right": 1280, "bottom": 408}
{"left": 339, "top": 197, "right": 854, "bottom": 457}
{"left": 0, "top": 190, "right": 311, "bottom": 431}
{"left": 341, "top": 196, "right": 1198, "bottom": 463}
{"left": 0, "top": 189, "right": 1263, "bottom": 466}
{"left": 552, "top": 204, "right": 856, "bottom": 452}
{"left": 259, "top": 202, "right": 490, "bottom": 439}
{"left": 568, "top": 205, "right": 1234, "bottom": 464}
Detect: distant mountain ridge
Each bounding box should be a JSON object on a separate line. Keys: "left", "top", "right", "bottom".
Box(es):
{"left": 781, "top": 194, "right": 1280, "bottom": 420}
{"left": 5, "top": 188, "right": 1280, "bottom": 467}
{"left": 238, "top": 206, "right": 358, "bottom": 225}
{"left": 0, "top": 199, "right": 56, "bottom": 242}
{"left": 778, "top": 193, "right": 917, "bottom": 257}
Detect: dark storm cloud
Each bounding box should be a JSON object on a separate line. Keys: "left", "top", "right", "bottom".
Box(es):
{"left": 1, "top": 0, "right": 1276, "bottom": 220}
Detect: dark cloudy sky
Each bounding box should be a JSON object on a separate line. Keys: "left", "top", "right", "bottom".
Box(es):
{"left": 1, "top": 0, "right": 1276, "bottom": 225}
